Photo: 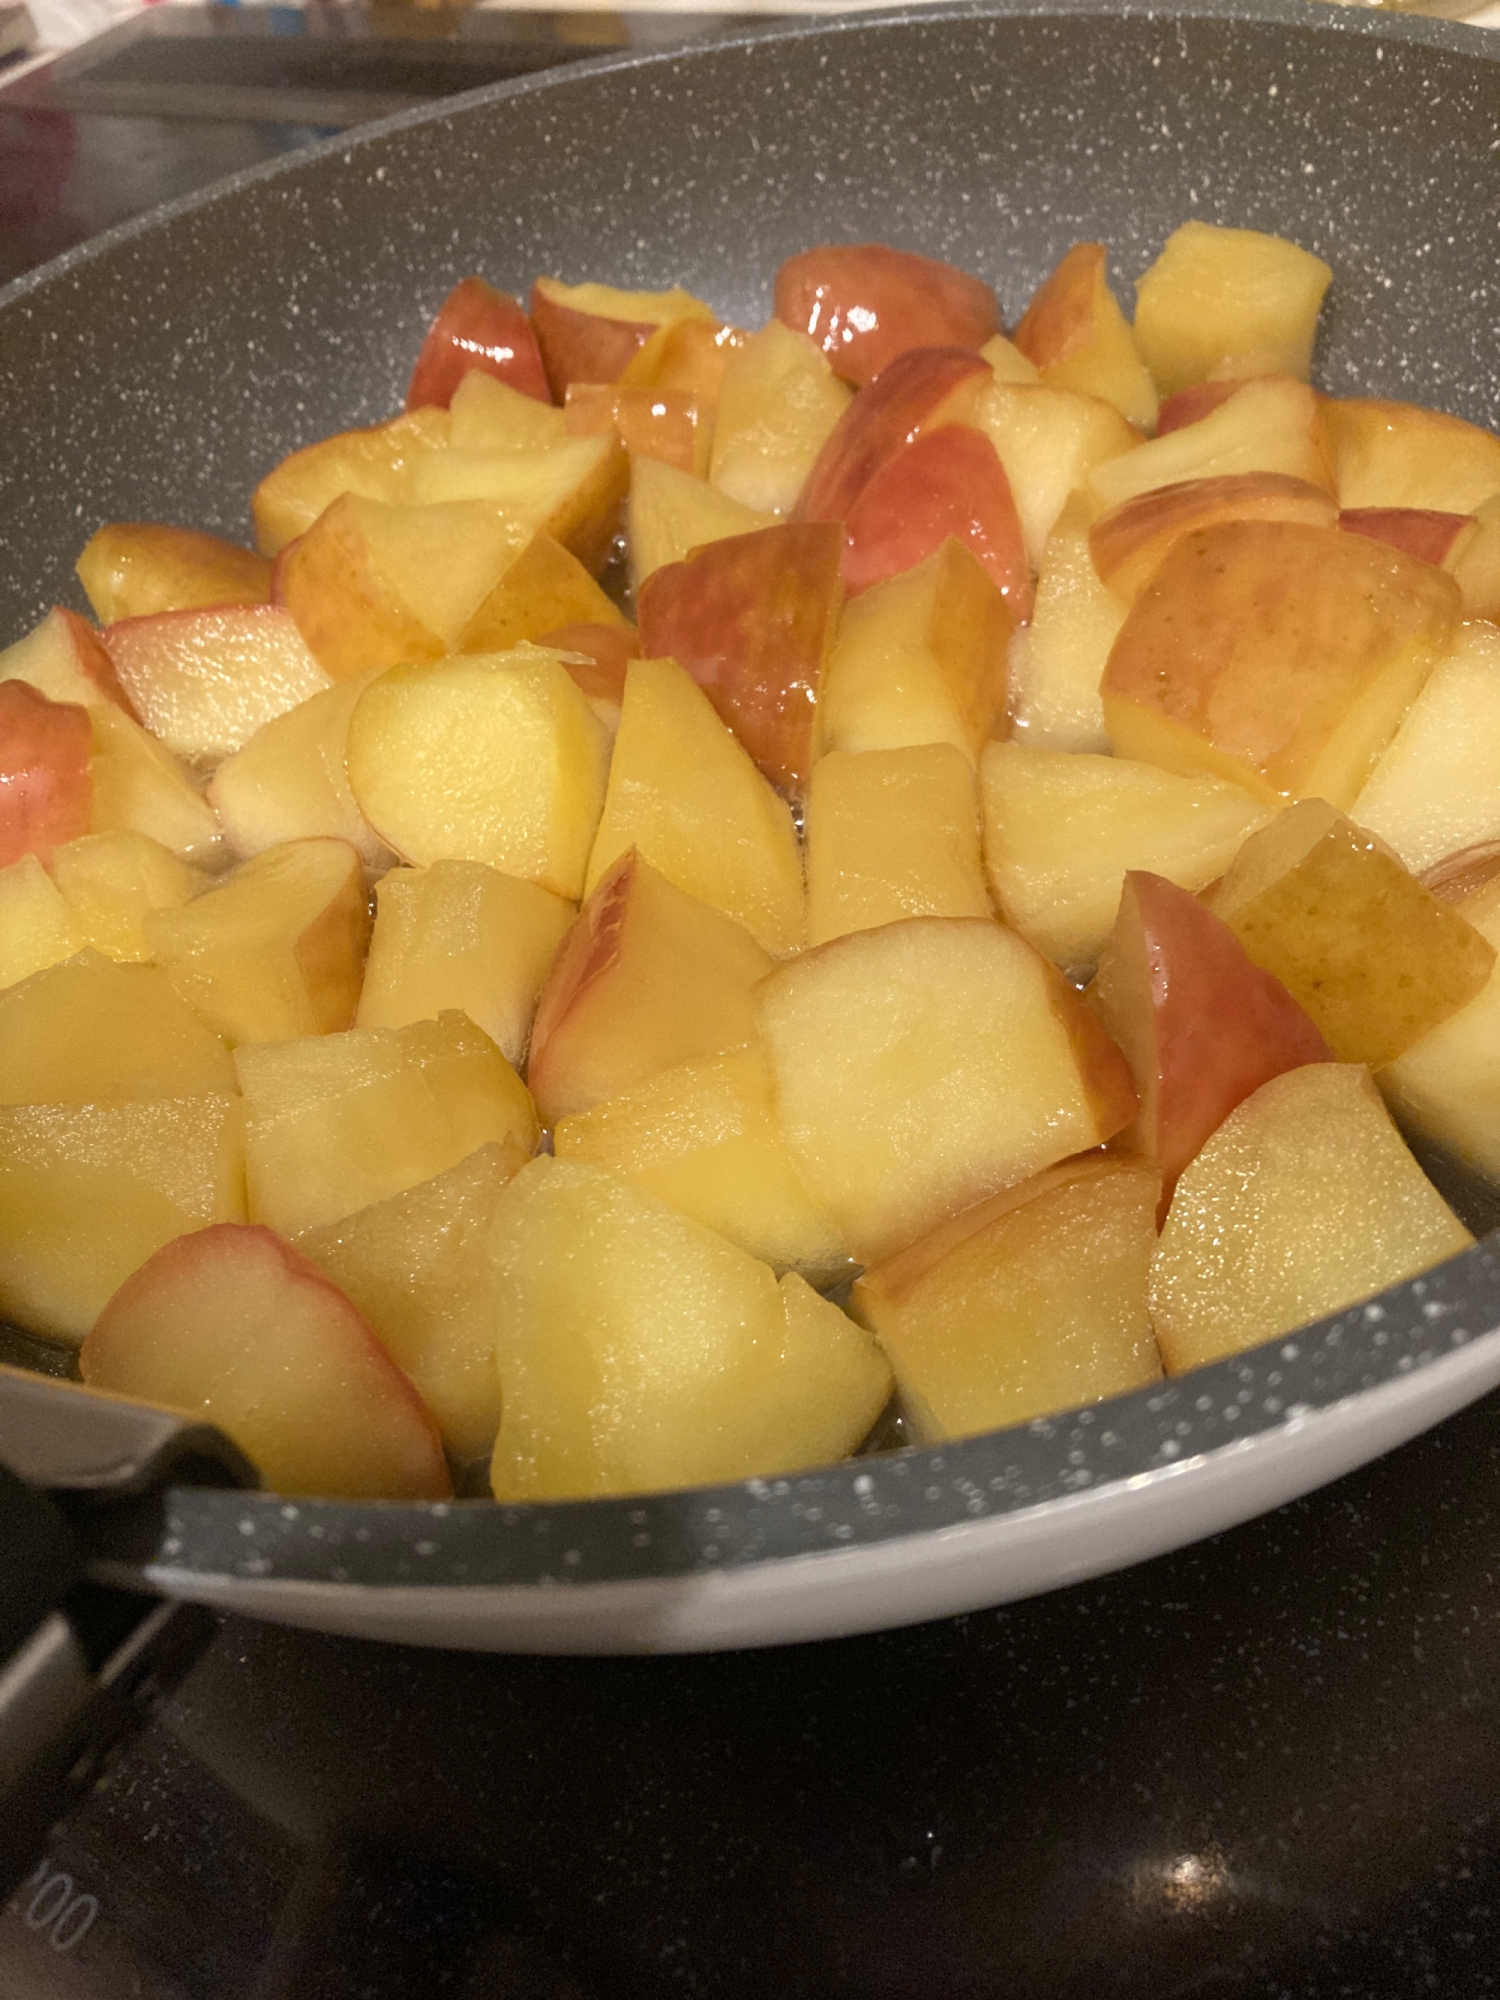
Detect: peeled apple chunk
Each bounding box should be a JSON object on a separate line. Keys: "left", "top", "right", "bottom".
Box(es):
{"left": 0, "top": 952, "right": 235, "bottom": 1104}
{"left": 707, "top": 319, "right": 853, "bottom": 518}
{"left": 626, "top": 458, "right": 775, "bottom": 594}
{"left": 345, "top": 647, "right": 610, "bottom": 899}
{"left": 81, "top": 1224, "right": 451, "bottom": 1500}
{"left": 486, "top": 1157, "right": 892, "bottom": 1502}
{"left": 1009, "top": 491, "right": 1121, "bottom": 754}
{"left": 1131, "top": 221, "right": 1332, "bottom": 396}
{"left": 1149, "top": 1064, "right": 1472, "bottom": 1374}
{"left": 235, "top": 1011, "right": 538, "bottom": 1239}
{"left": 1086, "top": 378, "right": 1332, "bottom": 515}
{"left": 1321, "top": 398, "right": 1500, "bottom": 516}
{"left": 47, "top": 831, "right": 205, "bottom": 963}
{"left": 851, "top": 1156, "right": 1163, "bottom": 1443}
{"left": 754, "top": 915, "right": 1138, "bottom": 1265}
{"left": 0, "top": 857, "right": 87, "bottom": 990}
{"left": 0, "top": 1094, "right": 245, "bottom": 1343}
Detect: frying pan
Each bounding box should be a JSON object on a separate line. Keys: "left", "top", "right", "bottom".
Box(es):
{"left": 1, "top": 0, "right": 1500, "bottom": 1658}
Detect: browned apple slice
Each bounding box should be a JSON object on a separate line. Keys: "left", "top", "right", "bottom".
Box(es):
{"left": 0, "top": 682, "right": 92, "bottom": 868}
{"left": 405, "top": 276, "right": 551, "bottom": 411}
{"left": 1013, "top": 242, "right": 1158, "bottom": 432}
{"left": 773, "top": 244, "right": 999, "bottom": 388}
{"left": 1132, "top": 222, "right": 1332, "bottom": 396}
{"left": 841, "top": 423, "right": 1031, "bottom": 614}
{"left": 82, "top": 1225, "right": 451, "bottom": 1499}
{"left": 794, "top": 346, "right": 994, "bottom": 525}
{"left": 76, "top": 523, "right": 273, "bottom": 624}
{"left": 528, "top": 276, "right": 715, "bottom": 398}
{"left": 456, "top": 529, "right": 627, "bottom": 656}
{"left": 634, "top": 520, "right": 843, "bottom": 795}
{"left": 1090, "top": 472, "right": 1338, "bottom": 603}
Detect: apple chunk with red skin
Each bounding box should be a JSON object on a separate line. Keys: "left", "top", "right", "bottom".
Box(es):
{"left": 0, "top": 606, "right": 137, "bottom": 716}
{"left": 528, "top": 277, "right": 714, "bottom": 400}
{"left": 635, "top": 520, "right": 843, "bottom": 795}
{"left": 841, "top": 424, "right": 1032, "bottom": 615}
{"left": 1012, "top": 241, "right": 1158, "bottom": 433}
{"left": 1338, "top": 507, "right": 1473, "bottom": 568}
{"left": 794, "top": 345, "right": 994, "bottom": 527}
{"left": 0, "top": 682, "right": 93, "bottom": 868}
{"left": 406, "top": 276, "right": 550, "bottom": 411}
{"left": 82, "top": 1224, "right": 450, "bottom": 1500}
{"left": 1091, "top": 870, "right": 1333, "bottom": 1217}
{"left": 773, "top": 245, "right": 999, "bottom": 388}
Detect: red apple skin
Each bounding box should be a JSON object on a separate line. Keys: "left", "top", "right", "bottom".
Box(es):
{"left": 1096, "top": 870, "right": 1333, "bottom": 1218}
{"left": 0, "top": 680, "right": 93, "bottom": 867}
{"left": 528, "top": 281, "right": 654, "bottom": 400}
{"left": 406, "top": 276, "right": 551, "bottom": 411}
{"left": 773, "top": 245, "right": 1000, "bottom": 388}
{"left": 841, "top": 423, "right": 1033, "bottom": 616}
{"left": 1156, "top": 380, "right": 1258, "bottom": 434}
{"left": 1339, "top": 507, "right": 1473, "bottom": 568}
{"left": 635, "top": 520, "right": 843, "bottom": 795}
{"left": 538, "top": 620, "right": 639, "bottom": 705}
{"left": 794, "top": 346, "right": 993, "bottom": 527}
{"left": 529, "top": 847, "right": 634, "bottom": 1073}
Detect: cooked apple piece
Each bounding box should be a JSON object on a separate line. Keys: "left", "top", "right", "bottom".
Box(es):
{"left": 0, "top": 951, "right": 235, "bottom": 1103}
{"left": 852, "top": 1156, "right": 1162, "bottom": 1442}
{"left": 457, "top": 529, "right": 626, "bottom": 655}
{"left": 1206, "top": 798, "right": 1495, "bottom": 1067}
{"left": 1132, "top": 222, "right": 1332, "bottom": 396}
{"left": 978, "top": 332, "right": 1039, "bottom": 384}
{"left": 345, "top": 647, "right": 610, "bottom": 899}
{"left": 841, "top": 423, "right": 1031, "bottom": 614}
{"left": 1102, "top": 520, "right": 1461, "bottom": 808}
{"left": 0, "top": 606, "right": 136, "bottom": 715}
{"left": 805, "top": 744, "right": 990, "bottom": 947}
{"left": 0, "top": 856, "right": 86, "bottom": 990}
{"left": 980, "top": 741, "right": 1276, "bottom": 971}
{"left": 1322, "top": 397, "right": 1500, "bottom": 515}
{"left": 756, "top": 915, "right": 1137, "bottom": 1264}
{"left": 528, "top": 276, "right": 716, "bottom": 399}
{"left": 1338, "top": 506, "right": 1475, "bottom": 569}
{"left": 251, "top": 406, "right": 451, "bottom": 557}
{"left": 773, "top": 244, "right": 999, "bottom": 388}
{"left": 0, "top": 681, "right": 92, "bottom": 867}
{"left": 634, "top": 520, "right": 843, "bottom": 795}
{"left": 76, "top": 523, "right": 272, "bottom": 624}
{"left": 406, "top": 275, "right": 550, "bottom": 411}
{"left": 487, "top": 1156, "right": 891, "bottom": 1501}
{"left": 554, "top": 1047, "right": 850, "bottom": 1281}
{"left": 410, "top": 433, "right": 627, "bottom": 577}
{"left": 969, "top": 380, "right": 1140, "bottom": 568}
{"left": 795, "top": 346, "right": 994, "bottom": 525}
{"left": 85, "top": 702, "right": 222, "bottom": 866}
{"left": 47, "top": 833, "right": 205, "bottom": 963}
{"left": 708, "top": 320, "right": 854, "bottom": 517}
{"left": 1155, "top": 381, "right": 1249, "bottom": 434}
{"left": 1013, "top": 242, "right": 1158, "bottom": 432}
{"left": 447, "top": 369, "right": 568, "bottom": 453}
{"left": 1447, "top": 495, "right": 1500, "bottom": 621}
{"left": 0, "top": 1094, "right": 245, "bottom": 1343}
{"left": 355, "top": 860, "right": 574, "bottom": 1068}
{"left": 1092, "top": 871, "right": 1332, "bottom": 1215}
{"left": 1087, "top": 377, "right": 1332, "bottom": 514}
{"left": 543, "top": 622, "right": 637, "bottom": 730}
{"left": 146, "top": 837, "right": 370, "bottom": 1046}
{"left": 565, "top": 381, "right": 710, "bottom": 478}
{"left": 528, "top": 851, "right": 772, "bottom": 1124}
{"left": 82, "top": 1224, "right": 449, "bottom": 1499}
{"left": 627, "top": 458, "right": 776, "bottom": 594}
{"left": 820, "top": 538, "right": 1013, "bottom": 767}
{"left": 618, "top": 312, "right": 747, "bottom": 401}
{"left": 1380, "top": 868, "right": 1500, "bottom": 1185}
{"left": 102, "top": 603, "right": 330, "bottom": 764}
{"left": 207, "top": 668, "right": 391, "bottom": 869}
{"left": 1422, "top": 842, "right": 1500, "bottom": 906}
{"left": 1351, "top": 622, "right": 1500, "bottom": 876}
{"left": 1150, "top": 1064, "right": 1471, "bottom": 1373}
{"left": 236, "top": 1010, "right": 536, "bottom": 1239}
{"left": 583, "top": 656, "right": 803, "bottom": 957}
{"left": 1010, "top": 492, "right": 1120, "bottom": 753}
{"left": 1091, "top": 472, "right": 1338, "bottom": 604}
{"left": 297, "top": 1140, "right": 526, "bottom": 1463}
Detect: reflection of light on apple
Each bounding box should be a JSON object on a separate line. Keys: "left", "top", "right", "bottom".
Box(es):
{"left": 847, "top": 304, "right": 879, "bottom": 333}
{"left": 1130, "top": 1843, "right": 1231, "bottom": 1915}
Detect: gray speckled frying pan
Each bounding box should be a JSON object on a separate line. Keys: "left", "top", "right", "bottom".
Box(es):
{"left": 2, "top": 0, "right": 1500, "bottom": 1653}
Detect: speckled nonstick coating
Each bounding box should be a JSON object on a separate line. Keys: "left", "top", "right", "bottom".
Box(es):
{"left": 3, "top": 0, "right": 1499, "bottom": 1632}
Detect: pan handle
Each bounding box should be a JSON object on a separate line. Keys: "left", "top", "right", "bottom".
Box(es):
{"left": 0, "top": 1362, "right": 257, "bottom": 1497}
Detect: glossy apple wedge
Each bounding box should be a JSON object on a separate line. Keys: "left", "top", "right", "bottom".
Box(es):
{"left": 794, "top": 346, "right": 993, "bottom": 526}
{"left": 1149, "top": 1064, "right": 1471, "bottom": 1374}
{"left": 1206, "top": 798, "right": 1495, "bottom": 1068}
{"left": 1091, "top": 871, "right": 1332, "bottom": 1216}
{"left": 84, "top": 702, "right": 223, "bottom": 867}
{"left": 528, "top": 276, "right": 715, "bottom": 398}
{"left": 410, "top": 433, "right": 627, "bottom": 578}
{"left": 0, "top": 606, "right": 136, "bottom": 715}
{"left": 405, "top": 275, "right": 550, "bottom": 411}
{"left": 345, "top": 648, "right": 610, "bottom": 899}
{"left": 626, "top": 458, "right": 775, "bottom": 594}
{"left": 1090, "top": 472, "right": 1338, "bottom": 604}
{"left": 47, "top": 831, "right": 205, "bottom": 963}
{"left": 1321, "top": 397, "right": 1500, "bottom": 515}
{"left": 565, "top": 381, "right": 710, "bottom": 478}
{"left": 456, "top": 529, "right": 626, "bottom": 656}
{"left": 1101, "top": 519, "right": 1461, "bottom": 808}
{"left": 102, "top": 603, "right": 330, "bottom": 764}
{"left": 0, "top": 856, "right": 86, "bottom": 990}
{"left": 447, "top": 369, "right": 568, "bottom": 453}
{"left": 76, "top": 523, "right": 272, "bottom": 624}
{"left": 634, "top": 520, "right": 843, "bottom": 795}
{"left": 145, "top": 837, "right": 371, "bottom": 1047}
{"left": 754, "top": 915, "right": 1137, "bottom": 1265}
{"left": 1447, "top": 494, "right": 1500, "bottom": 621}
{"left": 583, "top": 655, "right": 804, "bottom": 956}
{"left": 82, "top": 1225, "right": 450, "bottom": 1500}
{"left": 0, "top": 951, "right": 235, "bottom": 1104}
{"left": 251, "top": 406, "right": 451, "bottom": 558}
{"left": 773, "top": 244, "right": 999, "bottom": 388}
{"left": 1132, "top": 222, "right": 1332, "bottom": 396}
{"left": 969, "top": 380, "right": 1140, "bottom": 569}
{"left": 553, "top": 1047, "right": 850, "bottom": 1282}
{"left": 804, "top": 744, "right": 991, "bottom": 948}
{"left": 0, "top": 681, "right": 92, "bottom": 868}
{"left": 1338, "top": 507, "right": 1475, "bottom": 568}
{"left": 236, "top": 1010, "right": 537, "bottom": 1240}
{"left": 617, "top": 312, "right": 747, "bottom": 401}
{"left": 851, "top": 1155, "right": 1163, "bottom": 1443}
{"left": 1087, "top": 377, "right": 1332, "bottom": 514}
{"left": 708, "top": 320, "right": 853, "bottom": 517}
{"left": 1009, "top": 492, "right": 1120, "bottom": 753}
{"left": 1155, "top": 381, "right": 1248, "bottom": 434}
{"left": 1013, "top": 241, "right": 1158, "bottom": 432}
{"left": 979, "top": 741, "right": 1275, "bottom": 972}
{"left": 486, "top": 1157, "right": 890, "bottom": 1502}
{"left": 526, "top": 850, "right": 773, "bottom": 1126}
{"left": 355, "top": 859, "right": 575, "bottom": 1068}
{"left": 841, "top": 423, "right": 1031, "bottom": 613}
